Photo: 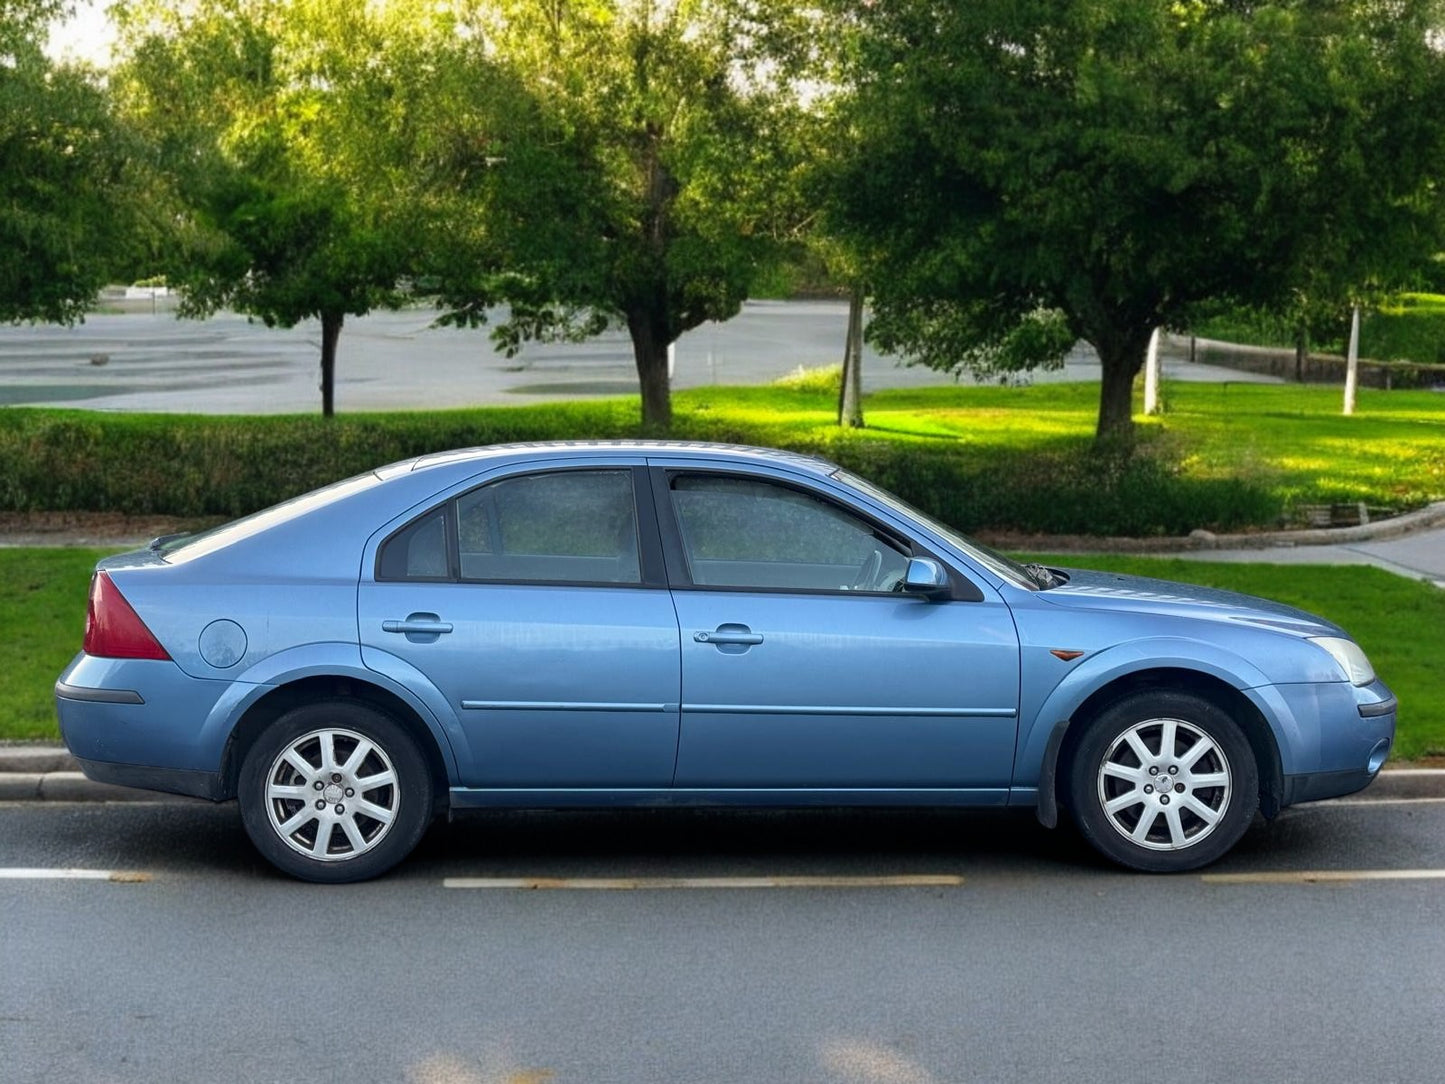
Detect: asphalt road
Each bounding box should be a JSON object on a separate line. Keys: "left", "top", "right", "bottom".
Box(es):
{"left": 3, "top": 798, "right": 1443, "bottom": 1083}
{"left": 0, "top": 302, "right": 1278, "bottom": 414}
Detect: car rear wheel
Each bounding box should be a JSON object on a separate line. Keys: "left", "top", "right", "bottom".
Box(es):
{"left": 1067, "top": 691, "right": 1259, "bottom": 872}
{"left": 238, "top": 701, "right": 433, "bottom": 883}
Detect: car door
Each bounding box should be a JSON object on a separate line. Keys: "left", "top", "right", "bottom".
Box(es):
{"left": 358, "top": 464, "right": 681, "bottom": 788}
{"left": 652, "top": 464, "right": 1021, "bottom": 794}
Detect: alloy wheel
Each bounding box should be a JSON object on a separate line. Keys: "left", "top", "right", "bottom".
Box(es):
{"left": 263, "top": 728, "right": 400, "bottom": 862}
{"left": 1095, "top": 716, "right": 1233, "bottom": 851}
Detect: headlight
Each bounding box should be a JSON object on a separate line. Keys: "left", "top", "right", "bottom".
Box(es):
{"left": 1310, "top": 636, "right": 1375, "bottom": 686}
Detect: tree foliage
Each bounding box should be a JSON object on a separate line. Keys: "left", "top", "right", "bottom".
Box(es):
{"left": 113, "top": 0, "right": 446, "bottom": 416}
{"left": 1, "top": 0, "right": 144, "bottom": 323}
{"left": 429, "top": 0, "right": 812, "bottom": 429}
{"left": 821, "top": 0, "right": 1445, "bottom": 443}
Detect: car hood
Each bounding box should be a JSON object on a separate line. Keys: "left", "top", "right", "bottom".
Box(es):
{"left": 1039, "top": 567, "right": 1345, "bottom": 637}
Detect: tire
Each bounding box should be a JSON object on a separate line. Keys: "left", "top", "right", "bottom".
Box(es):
{"left": 1066, "top": 690, "right": 1259, "bottom": 873}
{"left": 238, "top": 701, "right": 434, "bottom": 883}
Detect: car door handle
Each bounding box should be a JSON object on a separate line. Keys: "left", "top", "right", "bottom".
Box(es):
{"left": 695, "top": 628, "right": 764, "bottom": 646}
{"left": 382, "top": 616, "right": 454, "bottom": 635}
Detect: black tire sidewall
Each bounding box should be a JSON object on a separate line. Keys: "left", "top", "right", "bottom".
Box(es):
{"left": 238, "top": 701, "right": 434, "bottom": 883}
{"left": 1067, "top": 690, "right": 1260, "bottom": 873}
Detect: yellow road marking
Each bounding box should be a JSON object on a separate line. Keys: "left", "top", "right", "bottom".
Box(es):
{"left": 443, "top": 874, "right": 963, "bottom": 890}
{"left": 1203, "top": 869, "right": 1445, "bottom": 884}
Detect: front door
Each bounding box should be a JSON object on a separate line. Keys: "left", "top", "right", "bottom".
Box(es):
{"left": 657, "top": 469, "right": 1021, "bottom": 791}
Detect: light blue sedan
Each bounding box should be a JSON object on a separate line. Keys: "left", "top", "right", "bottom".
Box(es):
{"left": 56, "top": 442, "right": 1396, "bottom": 880}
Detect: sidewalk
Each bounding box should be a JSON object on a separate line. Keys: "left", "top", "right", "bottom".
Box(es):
{"left": 1167, "top": 500, "right": 1445, "bottom": 588}
{"left": 1175, "top": 526, "right": 1445, "bottom": 588}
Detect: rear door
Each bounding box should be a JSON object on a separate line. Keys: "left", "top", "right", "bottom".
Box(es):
{"left": 359, "top": 463, "right": 681, "bottom": 788}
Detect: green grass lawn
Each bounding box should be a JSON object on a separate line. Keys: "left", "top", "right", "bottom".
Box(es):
{"left": 682, "top": 379, "right": 1445, "bottom": 515}
{"left": 6, "top": 548, "right": 1439, "bottom": 763}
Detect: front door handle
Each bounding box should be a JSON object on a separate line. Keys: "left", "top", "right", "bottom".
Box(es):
{"left": 695, "top": 625, "right": 764, "bottom": 647}
{"left": 382, "top": 613, "right": 453, "bottom": 643}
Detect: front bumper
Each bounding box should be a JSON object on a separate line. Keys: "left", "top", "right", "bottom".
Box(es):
{"left": 1282, "top": 766, "right": 1385, "bottom": 805}
{"left": 1254, "top": 678, "right": 1396, "bottom": 808}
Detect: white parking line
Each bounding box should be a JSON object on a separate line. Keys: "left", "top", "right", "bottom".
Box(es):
{"left": 1312, "top": 797, "right": 1445, "bottom": 807}
{"left": 1203, "top": 869, "right": 1445, "bottom": 885}
{"left": 443, "top": 874, "right": 964, "bottom": 890}
{"left": 0, "top": 868, "right": 151, "bottom": 882}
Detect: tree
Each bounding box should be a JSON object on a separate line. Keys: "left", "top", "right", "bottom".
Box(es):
{"left": 431, "top": 0, "right": 810, "bottom": 430}
{"left": 821, "top": 0, "right": 1445, "bottom": 444}
{"left": 1, "top": 1, "right": 144, "bottom": 323}
{"left": 114, "top": 0, "right": 437, "bottom": 417}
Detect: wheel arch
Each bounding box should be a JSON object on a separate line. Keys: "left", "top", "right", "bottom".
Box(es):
{"left": 1036, "top": 666, "right": 1284, "bottom": 828}
{"left": 218, "top": 676, "right": 452, "bottom": 814}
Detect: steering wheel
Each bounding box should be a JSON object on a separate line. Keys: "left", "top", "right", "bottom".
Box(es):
{"left": 852, "top": 549, "right": 883, "bottom": 591}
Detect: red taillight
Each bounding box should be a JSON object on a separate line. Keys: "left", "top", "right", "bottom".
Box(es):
{"left": 83, "top": 572, "right": 171, "bottom": 660}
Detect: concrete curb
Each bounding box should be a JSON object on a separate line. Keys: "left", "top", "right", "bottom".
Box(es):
{"left": 2, "top": 744, "right": 1441, "bottom": 803}
{"left": 1187, "top": 500, "right": 1445, "bottom": 551}
{"left": 0, "top": 771, "right": 203, "bottom": 803}
{"left": 1358, "top": 769, "right": 1445, "bottom": 801}
{"left": 0, "top": 746, "right": 204, "bottom": 803}
{"left": 996, "top": 500, "right": 1445, "bottom": 556}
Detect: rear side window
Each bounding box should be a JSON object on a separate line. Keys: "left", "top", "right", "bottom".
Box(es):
{"left": 376, "top": 510, "right": 449, "bottom": 581}
{"left": 378, "top": 470, "right": 641, "bottom": 585}
{"left": 457, "top": 470, "right": 639, "bottom": 583}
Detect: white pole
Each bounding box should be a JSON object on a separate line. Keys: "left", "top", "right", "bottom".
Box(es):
{"left": 1343, "top": 305, "right": 1360, "bottom": 416}
{"left": 667, "top": 340, "right": 676, "bottom": 381}
{"left": 1143, "top": 327, "right": 1161, "bottom": 415}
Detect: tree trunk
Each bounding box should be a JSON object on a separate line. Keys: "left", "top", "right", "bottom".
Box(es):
{"left": 1092, "top": 328, "right": 1153, "bottom": 446}
{"left": 1293, "top": 325, "right": 1309, "bottom": 383}
{"left": 838, "top": 288, "right": 865, "bottom": 428}
{"left": 320, "top": 311, "right": 343, "bottom": 419}
{"left": 626, "top": 306, "right": 672, "bottom": 431}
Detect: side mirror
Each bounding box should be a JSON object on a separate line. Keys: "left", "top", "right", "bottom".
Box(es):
{"left": 902, "top": 556, "right": 950, "bottom": 597}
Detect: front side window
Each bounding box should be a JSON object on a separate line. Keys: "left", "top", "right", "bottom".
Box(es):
{"left": 378, "top": 470, "right": 641, "bottom": 584}
{"left": 669, "top": 474, "right": 909, "bottom": 592}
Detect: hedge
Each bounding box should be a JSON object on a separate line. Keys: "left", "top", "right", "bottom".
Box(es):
{"left": 0, "top": 404, "right": 1280, "bottom": 537}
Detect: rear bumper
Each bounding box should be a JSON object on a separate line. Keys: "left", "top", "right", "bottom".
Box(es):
{"left": 73, "top": 756, "right": 226, "bottom": 801}
{"left": 55, "top": 654, "right": 233, "bottom": 782}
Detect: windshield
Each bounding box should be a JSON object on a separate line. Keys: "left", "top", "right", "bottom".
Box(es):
{"left": 832, "top": 468, "right": 1044, "bottom": 590}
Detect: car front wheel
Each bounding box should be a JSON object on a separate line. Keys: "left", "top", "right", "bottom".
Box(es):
{"left": 1067, "top": 691, "right": 1259, "bottom": 872}
{"left": 238, "top": 701, "right": 434, "bottom": 883}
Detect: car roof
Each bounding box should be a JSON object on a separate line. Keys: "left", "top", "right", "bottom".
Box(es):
{"left": 381, "top": 441, "right": 840, "bottom": 479}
